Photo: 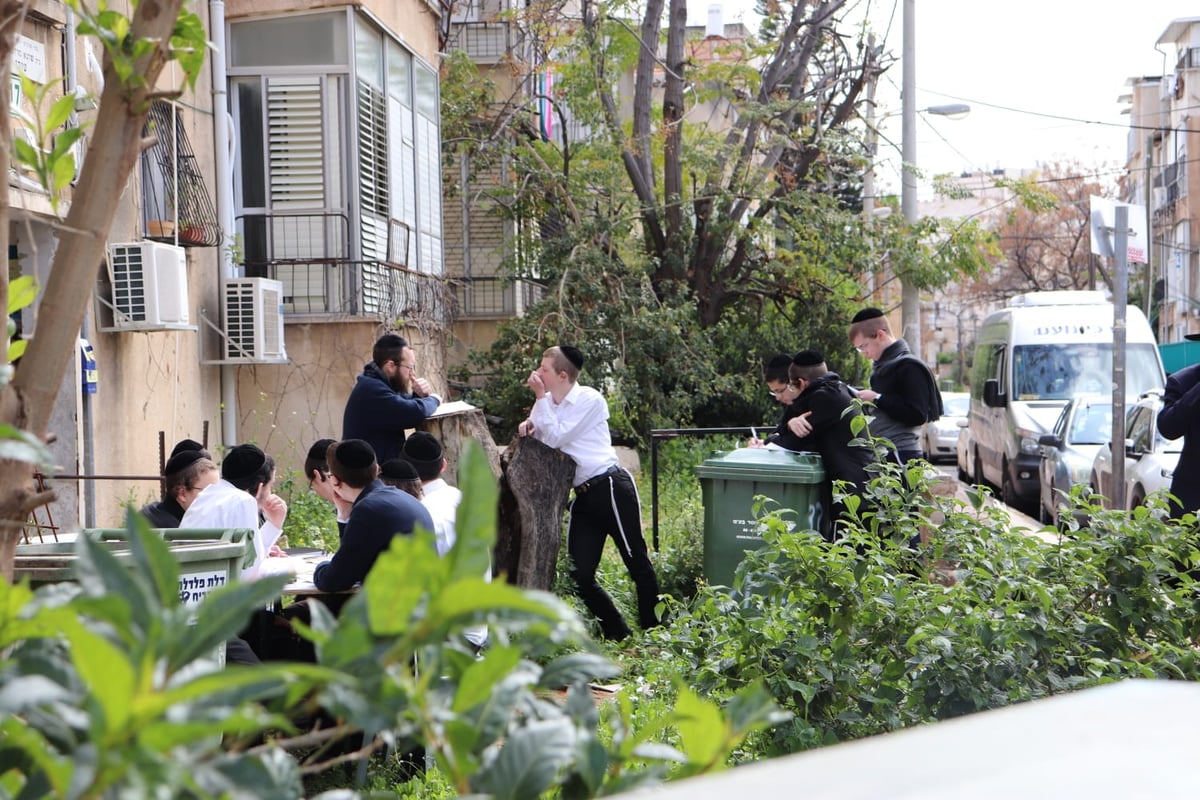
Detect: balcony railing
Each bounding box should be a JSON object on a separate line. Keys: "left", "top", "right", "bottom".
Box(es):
{"left": 452, "top": 275, "right": 544, "bottom": 318}
{"left": 446, "top": 21, "right": 521, "bottom": 63}
{"left": 238, "top": 211, "right": 449, "bottom": 323}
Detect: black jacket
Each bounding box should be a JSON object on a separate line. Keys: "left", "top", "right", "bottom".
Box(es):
{"left": 140, "top": 497, "right": 185, "bottom": 528}
{"left": 870, "top": 340, "right": 942, "bottom": 427}
{"left": 771, "top": 373, "right": 876, "bottom": 493}
{"left": 342, "top": 362, "right": 440, "bottom": 464}
{"left": 1157, "top": 363, "right": 1200, "bottom": 516}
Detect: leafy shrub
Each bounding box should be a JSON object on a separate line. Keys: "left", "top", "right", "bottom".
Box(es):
{"left": 637, "top": 469, "right": 1200, "bottom": 760}
{"left": 0, "top": 443, "right": 785, "bottom": 798}
{"left": 277, "top": 470, "right": 339, "bottom": 553}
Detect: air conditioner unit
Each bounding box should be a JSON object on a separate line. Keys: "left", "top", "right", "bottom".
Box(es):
{"left": 221, "top": 277, "right": 287, "bottom": 362}
{"left": 107, "top": 241, "right": 189, "bottom": 328}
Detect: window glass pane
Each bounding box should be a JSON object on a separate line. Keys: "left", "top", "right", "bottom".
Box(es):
{"left": 231, "top": 12, "right": 346, "bottom": 67}
{"left": 415, "top": 62, "right": 438, "bottom": 119}
{"left": 387, "top": 40, "right": 410, "bottom": 105}
{"left": 235, "top": 79, "right": 265, "bottom": 208}
{"left": 355, "top": 22, "right": 384, "bottom": 89}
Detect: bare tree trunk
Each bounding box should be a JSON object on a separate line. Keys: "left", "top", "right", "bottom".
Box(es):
{"left": 0, "top": 0, "right": 188, "bottom": 579}
{"left": 493, "top": 436, "right": 575, "bottom": 590}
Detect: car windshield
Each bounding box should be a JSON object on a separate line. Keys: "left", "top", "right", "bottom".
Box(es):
{"left": 1012, "top": 343, "right": 1163, "bottom": 400}
{"left": 942, "top": 395, "right": 969, "bottom": 417}
{"left": 1068, "top": 402, "right": 1112, "bottom": 445}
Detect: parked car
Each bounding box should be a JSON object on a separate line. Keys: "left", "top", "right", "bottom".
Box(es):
{"left": 1089, "top": 393, "right": 1181, "bottom": 511}
{"left": 956, "top": 419, "right": 973, "bottom": 483}
{"left": 922, "top": 391, "right": 969, "bottom": 463}
{"left": 1036, "top": 397, "right": 1112, "bottom": 524}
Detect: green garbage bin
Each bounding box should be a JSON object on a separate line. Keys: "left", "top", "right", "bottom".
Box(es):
{"left": 695, "top": 448, "right": 826, "bottom": 586}
{"left": 14, "top": 529, "right": 251, "bottom": 665}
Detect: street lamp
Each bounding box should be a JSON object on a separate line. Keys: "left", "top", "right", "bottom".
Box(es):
{"left": 901, "top": 0, "right": 970, "bottom": 361}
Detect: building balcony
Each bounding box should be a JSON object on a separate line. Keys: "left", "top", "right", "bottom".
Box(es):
{"left": 446, "top": 21, "right": 522, "bottom": 64}
{"left": 451, "top": 275, "right": 544, "bottom": 318}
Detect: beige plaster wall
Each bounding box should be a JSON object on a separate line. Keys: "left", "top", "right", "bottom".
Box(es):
{"left": 234, "top": 321, "right": 450, "bottom": 480}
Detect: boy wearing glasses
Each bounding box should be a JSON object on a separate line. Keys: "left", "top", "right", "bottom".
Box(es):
{"left": 343, "top": 333, "right": 441, "bottom": 463}
{"left": 748, "top": 353, "right": 802, "bottom": 450}
{"left": 848, "top": 308, "right": 942, "bottom": 464}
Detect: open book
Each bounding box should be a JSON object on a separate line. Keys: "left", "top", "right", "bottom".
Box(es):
{"left": 428, "top": 400, "right": 477, "bottom": 419}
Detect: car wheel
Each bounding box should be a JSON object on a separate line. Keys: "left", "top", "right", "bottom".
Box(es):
{"left": 957, "top": 461, "right": 969, "bottom": 483}
{"left": 1039, "top": 497, "right": 1052, "bottom": 525}
{"left": 1001, "top": 460, "right": 1020, "bottom": 509}
{"left": 974, "top": 447, "right": 986, "bottom": 488}
{"left": 1130, "top": 487, "right": 1145, "bottom": 510}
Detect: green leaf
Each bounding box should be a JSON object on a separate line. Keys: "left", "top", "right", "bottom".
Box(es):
{"left": 670, "top": 685, "right": 727, "bottom": 770}
{"left": 0, "top": 425, "right": 53, "bottom": 470}
{"left": 0, "top": 716, "right": 74, "bottom": 798}
{"left": 59, "top": 618, "right": 136, "bottom": 736}
{"left": 7, "top": 275, "right": 37, "bottom": 313}
{"left": 166, "top": 574, "right": 290, "bottom": 672}
{"left": 44, "top": 94, "right": 74, "bottom": 134}
{"left": 453, "top": 644, "right": 522, "bottom": 712}
{"left": 471, "top": 718, "right": 577, "bottom": 800}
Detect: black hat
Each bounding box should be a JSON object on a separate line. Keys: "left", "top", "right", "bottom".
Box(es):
{"left": 164, "top": 449, "right": 205, "bottom": 475}
{"left": 170, "top": 438, "right": 205, "bottom": 458}
{"left": 222, "top": 444, "right": 267, "bottom": 482}
{"left": 331, "top": 439, "right": 376, "bottom": 470}
{"left": 792, "top": 350, "right": 825, "bottom": 367}
{"left": 851, "top": 307, "right": 885, "bottom": 324}
{"left": 401, "top": 431, "right": 443, "bottom": 466}
{"left": 379, "top": 458, "right": 420, "bottom": 481}
{"left": 1185, "top": 332, "right": 1200, "bottom": 342}
{"left": 559, "top": 345, "right": 584, "bottom": 371}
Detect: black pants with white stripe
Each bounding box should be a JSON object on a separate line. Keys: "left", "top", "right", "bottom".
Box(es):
{"left": 567, "top": 467, "right": 661, "bottom": 641}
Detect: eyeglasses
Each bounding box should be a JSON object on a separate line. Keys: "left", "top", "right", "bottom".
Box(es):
{"left": 854, "top": 335, "right": 876, "bottom": 353}
{"left": 396, "top": 361, "right": 416, "bottom": 372}
{"left": 768, "top": 383, "right": 798, "bottom": 399}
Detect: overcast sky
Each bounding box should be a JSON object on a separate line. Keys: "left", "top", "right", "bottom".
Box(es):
{"left": 689, "top": 0, "right": 1199, "bottom": 194}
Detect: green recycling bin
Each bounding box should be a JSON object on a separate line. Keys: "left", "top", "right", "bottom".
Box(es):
{"left": 695, "top": 448, "right": 826, "bottom": 587}
{"left": 14, "top": 529, "right": 251, "bottom": 665}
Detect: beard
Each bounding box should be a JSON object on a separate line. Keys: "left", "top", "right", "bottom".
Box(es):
{"left": 388, "top": 371, "right": 412, "bottom": 394}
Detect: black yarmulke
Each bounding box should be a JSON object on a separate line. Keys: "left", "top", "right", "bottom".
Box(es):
{"left": 307, "top": 438, "right": 336, "bottom": 462}
{"left": 560, "top": 345, "right": 584, "bottom": 371}
{"left": 792, "top": 350, "right": 824, "bottom": 367}
{"left": 401, "top": 431, "right": 443, "bottom": 466}
{"left": 851, "top": 307, "right": 885, "bottom": 324}
{"left": 380, "top": 458, "right": 420, "bottom": 481}
{"left": 334, "top": 439, "right": 376, "bottom": 469}
{"left": 164, "top": 449, "right": 204, "bottom": 475}
{"left": 170, "top": 438, "right": 205, "bottom": 458}
{"left": 222, "top": 444, "right": 266, "bottom": 481}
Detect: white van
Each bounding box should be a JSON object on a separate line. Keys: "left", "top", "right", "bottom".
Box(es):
{"left": 967, "top": 291, "right": 1165, "bottom": 511}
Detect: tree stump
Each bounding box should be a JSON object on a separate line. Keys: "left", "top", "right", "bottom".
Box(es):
{"left": 494, "top": 437, "right": 575, "bottom": 590}
{"left": 417, "top": 405, "right": 502, "bottom": 482}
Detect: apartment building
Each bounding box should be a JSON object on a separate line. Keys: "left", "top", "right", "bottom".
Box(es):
{"left": 13, "top": 0, "right": 445, "bottom": 531}
{"left": 1121, "top": 17, "right": 1200, "bottom": 342}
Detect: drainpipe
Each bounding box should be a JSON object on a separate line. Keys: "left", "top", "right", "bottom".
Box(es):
{"left": 65, "top": 9, "right": 96, "bottom": 526}
{"left": 209, "top": 0, "right": 238, "bottom": 446}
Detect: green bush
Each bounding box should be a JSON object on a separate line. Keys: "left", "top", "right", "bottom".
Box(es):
{"left": 0, "top": 444, "right": 784, "bottom": 798}
{"left": 277, "top": 471, "right": 339, "bottom": 553}
{"left": 636, "top": 469, "right": 1200, "bottom": 759}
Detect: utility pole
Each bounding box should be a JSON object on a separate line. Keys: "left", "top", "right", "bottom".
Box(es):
{"left": 900, "top": 0, "right": 921, "bottom": 357}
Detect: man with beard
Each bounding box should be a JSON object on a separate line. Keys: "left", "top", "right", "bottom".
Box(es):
{"left": 343, "top": 333, "right": 441, "bottom": 464}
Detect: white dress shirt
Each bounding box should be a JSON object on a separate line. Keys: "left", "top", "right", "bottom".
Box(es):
{"left": 179, "top": 479, "right": 282, "bottom": 580}
{"left": 421, "top": 478, "right": 463, "bottom": 556}
{"left": 421, "top": 477, "right": 487, "bottom": 648}
{"left": 529, "top": 382, "right": 618, "bottom": 486}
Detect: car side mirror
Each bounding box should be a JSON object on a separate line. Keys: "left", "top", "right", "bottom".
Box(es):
{"left": 1123, "top": 438, "right": 1139, "bottom": 458}
{"left": 956, "top": 418, "right": 969, "bottom": 428}
{"left": 1038, "top": 433, "right": 1062, "bottom": 449}
{"left": 983, "top": 379, "right": 1004, "bottom": 408}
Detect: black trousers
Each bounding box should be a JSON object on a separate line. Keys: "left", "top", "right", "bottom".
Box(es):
{"left": 567, "top": 467, "right": 661, "bottom": 641}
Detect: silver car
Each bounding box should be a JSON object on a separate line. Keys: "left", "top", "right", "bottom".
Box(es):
{"left": 1090, "top": 393, "right": 1182, "bottom": 511}
{"left": 922, "top": 391, "right": 969, "bottom": 463}
{"left": 1037, "top": 397, "right": 1112, "bottom": 524}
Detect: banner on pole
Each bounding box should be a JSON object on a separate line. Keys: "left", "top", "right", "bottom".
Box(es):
{"left": 1090, "top": 196, "right": 1147, "bottom": 263}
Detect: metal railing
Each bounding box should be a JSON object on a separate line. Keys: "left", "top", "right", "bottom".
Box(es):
{"left": 446, "top": 21, "right": 522, "bottom": 62}
{"left": 451, "top": 275, "right": 545, "bottom": 318}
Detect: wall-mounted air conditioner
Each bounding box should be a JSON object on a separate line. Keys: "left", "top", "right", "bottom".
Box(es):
{"left": 107, "top": 241, "right": 189, "bottom": 328}
{"left": 221, "top": 277, "right": 287, "bottom": 363}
